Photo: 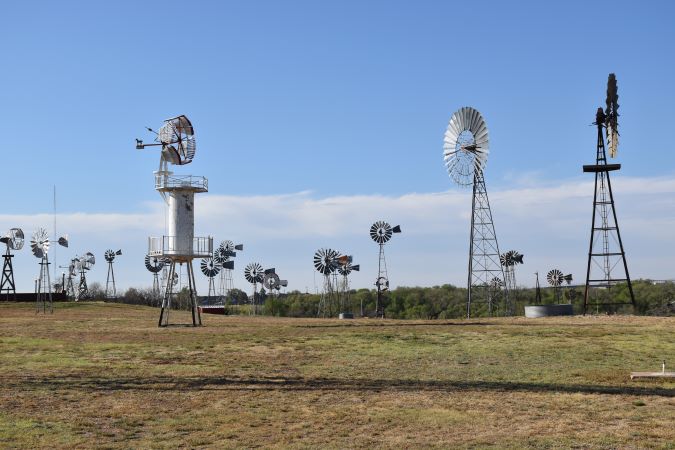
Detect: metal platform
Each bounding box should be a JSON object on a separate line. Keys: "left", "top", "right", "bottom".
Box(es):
{"left": 154, "top": 172, "right": 208, "bottom": 192}
{"left": 148, "top": 236, "right": 213, "bottom": 259}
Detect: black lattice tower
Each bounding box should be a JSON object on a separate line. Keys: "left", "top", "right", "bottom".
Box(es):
{"left": 36, "top": 255, "right": 53, "bottom": 313}
{"left": 1, "top": 247, "right": 16, "bottom": 300}
{"left": 534, "top": 272, "right": 542, "bottom": 304}
{"left": 582, "top": 74, "right": 635, "bottom": 313}
{"left": 1, "top": 228, "right": 24, "bottom": 301}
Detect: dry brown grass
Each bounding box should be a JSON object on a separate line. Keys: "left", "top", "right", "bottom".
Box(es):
{"left": 0, "top": 302, "right": 673, "bottom": 449}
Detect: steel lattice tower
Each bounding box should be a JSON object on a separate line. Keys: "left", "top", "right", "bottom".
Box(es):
{"left": 582, "top": 108, "right": 635, "bottom": 313}
{"left": 105, "top": 261, "right": 116, "bottom": 298}
{"left": 467, "top": 170, "right": 509, "bottom": 317}
{"left": 1, "top": 248, "right": 16, "bottom": 300}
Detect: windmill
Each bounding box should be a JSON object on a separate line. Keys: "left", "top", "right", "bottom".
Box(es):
{"left": 499, "top": 250, "right": 523, "bottom": 315}
{"left": 137, "top": 115, "right": 213, "bottom": 327}
{"left": 444, "top": 107, "right": 508, "bottom": 318}
{"left": 76, "top": 252, "right": 95, "bottom": 300}
{"left": 145, "top": 255, "right": 165, "bottom": 300}
{"left": 31, "top": 228, "right": 52, "bottom": 313}
{"left": 104, "top": 249, "right": 122, "bottom": 299}
{"left": 534, "top": 272, "right": 542, "bottom": 304}
{"left": 582, "top": 74, "right": 635, "bottom": 313}
{"left": 487, "top": 276, "right": 503, "bottom": 316}
{"left": 65, "top": 258, "right": 77, "bottom": 298}
{"left": 1, "top": 228, "right": 24, "bottom": 300}
{"left": 263, "top": 267, "right": 287, "bottom": 298}
{"left": 370, "top": 221, "right": 401, "bottom": 318}
{"left": 244, "top": 262, "right": 264, "bottom": 314}
{"left": 546, "top": 269, "right": 572, "bottom": 303}
{"left": 200, "top": 257, "right": 221, "bottom": 303}
{"left": 214, "top": 240, "right": 241, "bottom": 301}
{"left": 337, "top": 255, "right": 359, "bottom": 317}
{"left": 314, "top": 248, "right": 341, "bottom": 318}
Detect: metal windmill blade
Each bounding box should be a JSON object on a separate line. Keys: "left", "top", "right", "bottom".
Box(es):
{"left": 30, "top": 228, "right": 50, "bottom": 259}
{"left": 443, "top": 106, "right": 490, "bottom": 186}
{"left": 144, "top": 254, "right": 164, "bottom": 273}
{"left": 499, "top": 253, "right": 512, "bottom": 267}
{"left": 158, "top": 115, "right": 196, "bottom": 165}
{"left": 104, "top": 249, "right": 116, "bottom": 262}
{"left": 244, "top": 262, "right": 264, "bottom": 284}
{"left": 370, "top": 221, "right": 393, "bottom": 244}
{"left": 338, "top": 262, "right": 359, "bottom": 276}
{"left": 605, "top": 73, "right": 619, "bottom": 158}
{"left": 489, "top": 277, "right": 503, "bottom": 289}
{"left": 80, "top": 252, "right": 96, "bottom": 270}
{"left": 1, "top": 228, "right": 24, "bottom": 251}
{"left": 510, "top": 251, "right": 524, "bottom": 265}
{"left": 547, "top": 269, "right": 563, "bottom": 287}
{"left": 58, "top": 235, "right": 69, "bottom": 248}
{"left": 263, "top": 272, "right": 281, "bottom": 291}
{"left": 314, "top": 248, "right": 340, "bottom": 274}
{"left": 200, "top": 257, "right": 221, "bottom": 277}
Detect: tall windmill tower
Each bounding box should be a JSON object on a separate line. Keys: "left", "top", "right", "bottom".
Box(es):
{"left": 104, "top": 249, "right": 122, "bottom": 299}
{"left": 244, "top": 262, "right": 264, "bottom": 314}
{"left": 145, "top": 255, "right": 165, "bottom": 301}
{"left": 314, "top": 248, "right": 340, "bottom": 318}
{"left": 337, "top": 255, "right": 359, "bottom": 317}
{"left": 137, "top": 115, "right": 213, "bottom": 327}
{"left": 443, "top": 107, "right": 508, "bottom": 318}
{"left": 31, "top": 228, "right": 52, "bottom": 313}
{"left": 370, "top": 221, "right": 401, "bottom": 318}
{"left": 200, "top": 256, "right": 221, "bottom": 303}
{"left": 582, "top": 74, "right": 635, "bottom": 313}
{"left": 214, "top": 240, "right": 241, "bottom": 301}
{"left": 1, "top": 228, "right": 24, "bottom": 300}
{"left": 76, "top": 252, "right": 95, "bottom": 300}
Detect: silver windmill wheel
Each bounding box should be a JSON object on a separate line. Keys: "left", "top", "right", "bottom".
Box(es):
{"left": 30, "top": 228, "right": 50, "bottom": 259}
{"left": 158, "top": 115, "right": 196, "bottom": 165}
{"left": 605, "top": 73, "right": 619, "bottom": 158}
{"left": 80, "top": 252, "right": 96, "bottom": 270}
{"left": 338, "top": 262, "right": 360, "bottom": 276}
{"left": 1, "top": 228, "right": 24, "bottom": 251}
{"left": 200, "top": 257, "right": 221, "bottom": 278}
{"left": 263, "top": 272, "right": 281, "bottom": 291}
{"left": 443, "top": 107, "right": 490, "bottom": 186}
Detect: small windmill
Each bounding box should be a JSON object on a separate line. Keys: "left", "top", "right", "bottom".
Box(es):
{"left": 76, "top": 252, "right": 96, "bottom": 300}
{"left": 31, "top": 228, "right": 52, "bottom": 313}
{"left": 200, "top": 257, "right": 221, "bottom": 303}
{"left": 263, "top": 268, "right": 281, "bottom": 296}
{"left": 244, "top": 262, "right": 264, "bottom": 314}
{"left": 0, "top": 228, "right": 24, "bottom": 300}
{"left": 314, "top": 248, "right": 340, "bottom": 318}
{"left": 337, "top": 255, "right": 359, "bottom": 317}
{"left": 547, "top": 269, "right": 564, "bottom": 303}
{"left": 145, "top": 254, "right": 165, "bottom": 300}
{"left": 214, "top": 240, "right": 241, "bottom": 300}
{"left": 104, "top": 249, "right": 122, "bottom": 299}
{"left": 370, "top": 221, "right": 401, "bottom": 318}
{"left": 488, "top": 276, "right": 503, "bottom": 316}
{"left": 65, "top": 258, "right": 77, "bottom": 298}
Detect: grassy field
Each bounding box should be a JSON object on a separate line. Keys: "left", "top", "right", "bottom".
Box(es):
{"left": 0, "top": 302, "right": 673, "bottom": 449}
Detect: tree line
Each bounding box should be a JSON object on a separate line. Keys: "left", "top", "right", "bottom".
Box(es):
{"left": 107, "top": 279, "right": 675, "bottom": 318}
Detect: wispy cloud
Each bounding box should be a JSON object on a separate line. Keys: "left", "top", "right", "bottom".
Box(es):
{"left": 1, "top": 175, "right": 674, "bottom": 293}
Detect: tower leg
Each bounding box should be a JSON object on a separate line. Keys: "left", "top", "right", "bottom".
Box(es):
{"left": 186, "top": 262, "right": 201, "bottom": 326}
{"left": 159, "top": 261, "right": 175, "bottom": 327}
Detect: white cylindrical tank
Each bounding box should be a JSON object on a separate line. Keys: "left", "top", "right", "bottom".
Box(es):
{"left": 167, "top": 190, "right": 195, "bottom": 256}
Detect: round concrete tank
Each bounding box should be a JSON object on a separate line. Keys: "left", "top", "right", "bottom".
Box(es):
{"left": 524, "top": 304, "right": 574, "bottom": 318}
{"left": 167, "top": 190, "right": 195, "bottom": 256}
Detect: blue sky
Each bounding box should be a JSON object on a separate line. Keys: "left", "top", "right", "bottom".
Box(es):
{"left": 1, "top": 1, "right": 674, "bottom": 294}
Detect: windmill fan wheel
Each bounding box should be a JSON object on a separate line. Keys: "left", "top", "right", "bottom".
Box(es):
{"left": 105, "top": 249, "right": 116, "bottom": 262}
{"left": 314, "top": 248, "right": 340, "bottom": 274}
{"left": 370, "top": 221, "right": 392, "bottom": 244}
{"left": 200, "top": 257, "right": 221, "bottom": 277}
{"left": 144, "top": 255, "right": 164, "bottom": 273}
{"left": 443, "top": 106, "right": 490, "bottom": 187}
{"left": 489, "top": 277, "right": 503, "bottom": 289}
{"left": 244, "top": 262, "right": 264, "bottom": 284}
{"left": 547, "top": 269, "right": 563, "bottom": 287}
{"left": 30, "top": 228, "right": 50, "bottom": 259}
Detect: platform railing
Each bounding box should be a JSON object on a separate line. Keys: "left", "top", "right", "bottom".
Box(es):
{"left": 154, "top": 172, "right": 208, "bottom": 191}
{"left": 148, "top": 236, "right": 213, "bottom": 258}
